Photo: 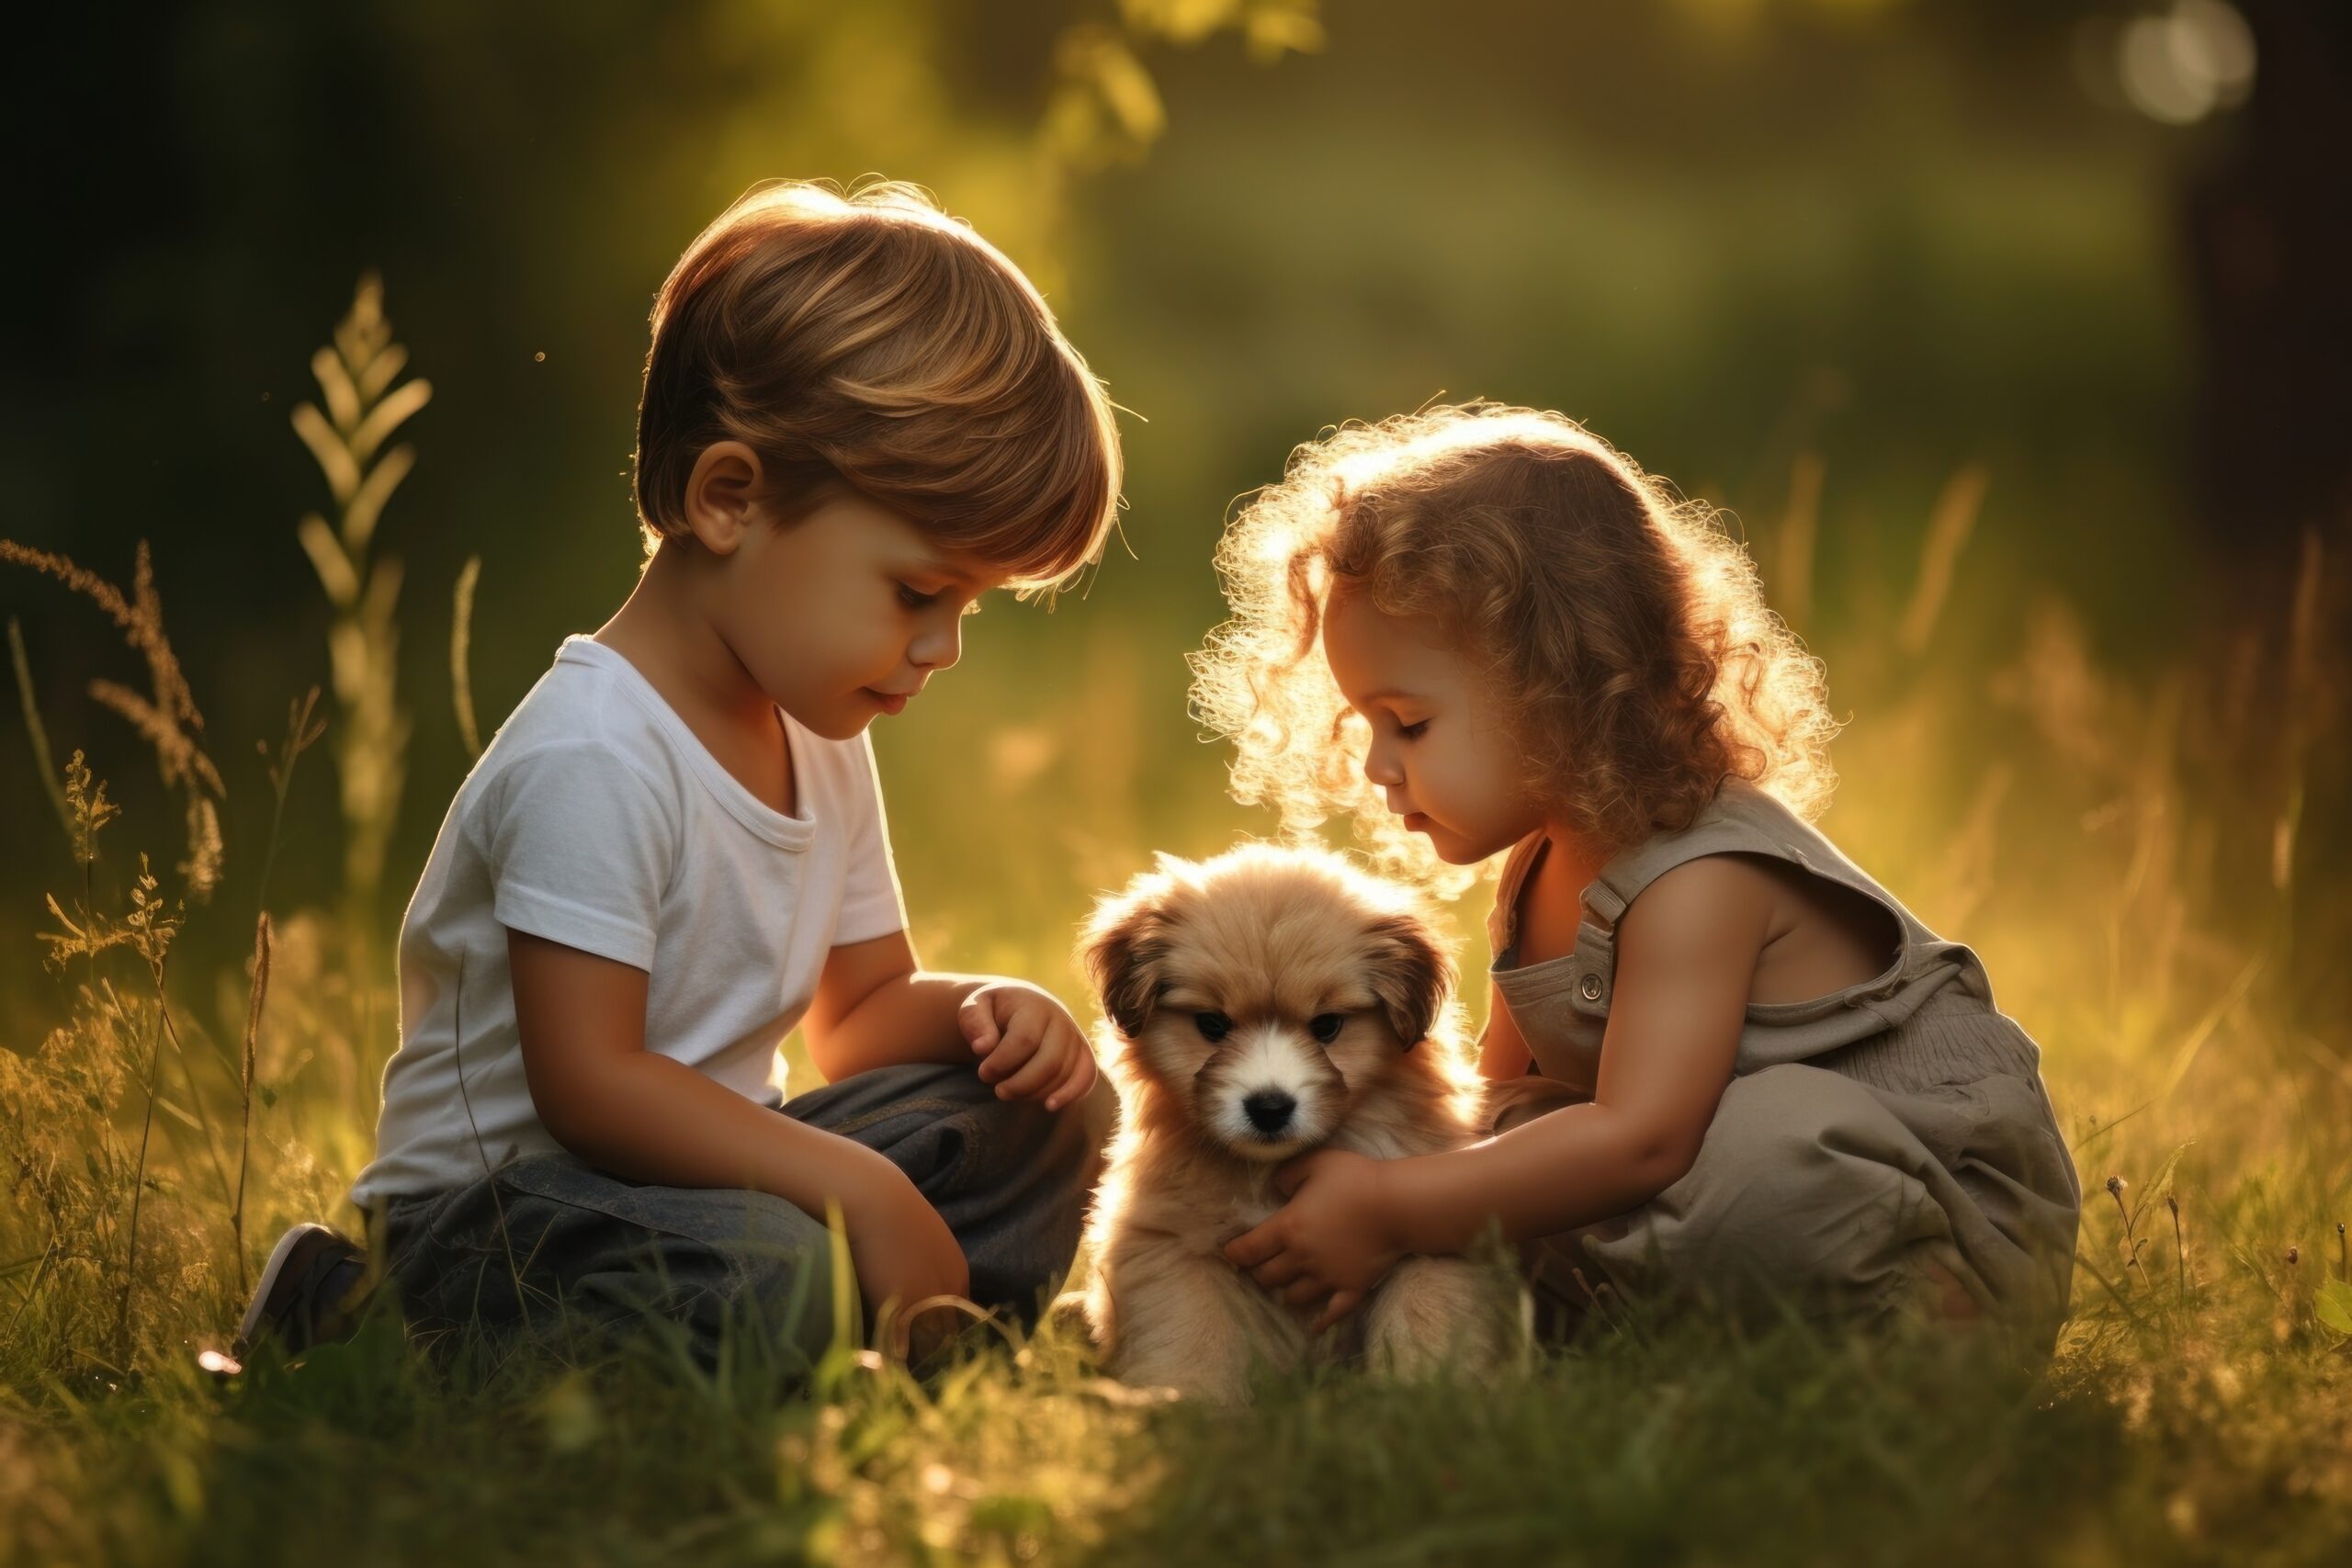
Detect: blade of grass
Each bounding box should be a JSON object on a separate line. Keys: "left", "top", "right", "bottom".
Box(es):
{"left": 8, "top": 615, "right": 74, "bottom": 845}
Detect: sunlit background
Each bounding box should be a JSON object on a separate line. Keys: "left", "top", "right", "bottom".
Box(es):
{"left": 7, "top": 7, "right": 2352, "bottom": 1559}
{"left": 5, "top": 0, "right": 2346, "bottom": 1265}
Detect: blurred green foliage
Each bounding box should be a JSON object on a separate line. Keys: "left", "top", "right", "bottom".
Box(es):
{"left": 0, "top": 1, "right": 2276, "bottom": 1008}
{"left": 6, "top": 15, "right": 2350, "bottom": 1560}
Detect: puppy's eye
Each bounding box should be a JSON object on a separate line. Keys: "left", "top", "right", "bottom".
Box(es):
{"left": 1193, "top": 1011, "right": 1231, "bottom": 1043}
{"left": 1309, "top": 1012, "right": 1345, "bottom": 1044}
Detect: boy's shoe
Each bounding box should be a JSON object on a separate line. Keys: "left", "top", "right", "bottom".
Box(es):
{"left": 234, "top": 1222, "right": 370, "bottom": 1356}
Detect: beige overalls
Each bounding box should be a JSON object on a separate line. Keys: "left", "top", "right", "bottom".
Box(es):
{"left": 1487, "top": 777, "right": 2082, "bottom": 1353}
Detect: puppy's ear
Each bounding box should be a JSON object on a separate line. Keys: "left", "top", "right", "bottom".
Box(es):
{"left": 1363, "top": 913, "right": 1454, "bottom": 1049}
{"left": 1080, "top": 893, "right": 1172, "bottom": 1040}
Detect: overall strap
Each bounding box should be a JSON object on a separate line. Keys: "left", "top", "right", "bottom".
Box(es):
{"left": 1579, "top": 778, "right": 1800, "bottom": 933}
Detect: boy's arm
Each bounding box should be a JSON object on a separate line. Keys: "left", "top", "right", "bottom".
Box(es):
{"left": 804, "top": 931, "right": 1100, "bottom": 1110}
{"left": 799, "top": 929, "right": 992, "bottom": 1081}
{"left": 506, "top": 929, "right": 968, "bottom": 1315}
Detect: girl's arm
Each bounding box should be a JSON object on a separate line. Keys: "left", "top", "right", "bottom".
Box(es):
{"left": 1384, "top": 855, "right": 1767, "bottom": 1253}
{"left": 1476, "top": 986, "right": 1535, "bottom": 1080}
{"left": 1225, "top": 855, "right": 1770, "bottom": 1325}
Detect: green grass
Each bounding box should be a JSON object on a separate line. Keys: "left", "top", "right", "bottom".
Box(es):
{"left": 5, "top": 490, "right": 2349, "bottom": 1566}
{"left": 6, "top": 1224, "right": 2350, "bottom": 1566}
{"left": 5, "top": 764, "right": 2348, "bottom": 1566}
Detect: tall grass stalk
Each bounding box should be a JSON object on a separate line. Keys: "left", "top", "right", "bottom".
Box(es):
{"left": 292, "top": 273, "right": 430, "bottom": 964}
{"left": 113, "top": 968, "right": 168, "bottom": 1370}
{"left": 2271, "top": 526, "right": 2325, "bottom": 999}
{"left": 231, "top": 689, "right": 323, "bottom": 1297}
{"left": 1896, "top": 462, "right": 1989, "bottom": 658}
{"left": 0, "top": 541, "right": 223, "bottom": 898}
{"left": 1773, "top": 450, "right": 1822, "bottom": 635}
{"left": 231, "top": 915, "right": 272, "bottom": 1303}
{"left": 7, "top": 615, "right": 72, "bottom": 843}
{"left": 451, "top": 554, "right": 482, "bottom": 761}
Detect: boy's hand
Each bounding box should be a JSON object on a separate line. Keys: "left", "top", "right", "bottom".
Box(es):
{"left": 843, "top": 1165, "right": 971, "bottom": 1363}
{"left": 1223, "top": 1148, "right": 1406, "bottom": 1333}
{"left": 957, "top": 980, "right": 1099, "bottom": 1112}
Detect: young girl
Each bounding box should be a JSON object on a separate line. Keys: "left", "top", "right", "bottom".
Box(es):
{"left": 1196, "top": 403, "right": 2082, "bottom": 1353}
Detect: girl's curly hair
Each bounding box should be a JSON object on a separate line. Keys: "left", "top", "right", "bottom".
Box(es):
{"left": 1188, "top": 404, "right": 1839, "bottom": 896}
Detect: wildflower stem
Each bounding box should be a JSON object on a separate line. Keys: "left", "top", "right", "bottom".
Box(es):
{"left": 2, "top": 1237, "right": 62, "bottom": 1351}
{"left": 2106, "top": 1176, "right": 2149, "bottom": 1290}
{"left": 232, "top": 914, "right": 272, "bottom": 1301}
{"left": 254, "top": 689, "right": 322, "bottom": 929}
{"left": 152, "top": 981, "right": 235, "bottom": 1208}
{"left": 229, "top": 695, "right": 315, "bottom": 1298}
{"left": 114, "top": 959, "right": 170, "bottom": 1367}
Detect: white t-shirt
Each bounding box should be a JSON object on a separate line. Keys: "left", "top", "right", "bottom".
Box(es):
{"left": 348, "top": 635, "right": 908, "bottom": 1210}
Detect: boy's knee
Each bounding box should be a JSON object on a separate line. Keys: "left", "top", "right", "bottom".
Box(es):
{"left": 940, "top": 1059, "right": 1111, "bottom": 1144}
{"left": 555, "top": 1196, "right": 845, "bottom": 1371}
{"left": 983, "top": 1072, "right": 1114, "bottom": 1195}
{"left": 703, "top": 1234, "right": 845, "bottom": 1369}
{"left": 378, "top": 1156, "right": 854, "bottom": 1369}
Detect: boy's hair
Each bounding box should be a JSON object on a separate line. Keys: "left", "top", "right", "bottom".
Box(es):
{"left": 633, "top": 179, "right": 1121, "bottom": 592}
{"left": 1191, "top": 403, "right": 1838, "bottom": 891}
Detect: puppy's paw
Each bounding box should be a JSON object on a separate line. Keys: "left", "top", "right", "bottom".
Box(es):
{"left": 1046, "top": 1290, "right": 1099, "bottom": 1348}
{"left": 1364, "top": 1258, "right": 1514, "bottom": 1382}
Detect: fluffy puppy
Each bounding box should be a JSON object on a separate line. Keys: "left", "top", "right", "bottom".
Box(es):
{"left": 1067, "top": 841, "right": 1512, "bottom": 1403}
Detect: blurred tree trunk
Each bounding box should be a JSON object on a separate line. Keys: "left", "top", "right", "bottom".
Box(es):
{"left": 2182, "top": 0, "right": 2351, "bottom": 591}
{"left": 2179, "top": 0, "right": 2351, "bottom": 1032}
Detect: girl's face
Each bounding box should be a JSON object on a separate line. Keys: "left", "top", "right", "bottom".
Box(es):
{"left": 715, "top": 489, "right": 1005, "bottom": 739}
{"left": 1321, "top": 581, "right": 1550, "bottom": 864}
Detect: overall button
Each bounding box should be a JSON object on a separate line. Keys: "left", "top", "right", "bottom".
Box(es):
{"left": 1579, "top": 973, "right": 1603, "bottom": 1001}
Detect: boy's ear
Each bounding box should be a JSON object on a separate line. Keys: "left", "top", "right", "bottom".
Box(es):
{"left": 682, "top": 440, "right": 767, "bottom": 555}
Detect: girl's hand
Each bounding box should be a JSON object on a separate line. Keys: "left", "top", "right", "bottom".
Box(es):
{"left": 1223, "top": 1148, "right": 1406, "bottom": 1333}
{"left": 958, "top": 980, "right": 1100, "bottom": 1112}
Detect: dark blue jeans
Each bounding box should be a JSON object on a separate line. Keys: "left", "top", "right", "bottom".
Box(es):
{"left": 362, "top": 1061, "right": 1112, "bottom": 1372}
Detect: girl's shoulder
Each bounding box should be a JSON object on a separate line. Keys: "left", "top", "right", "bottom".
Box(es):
{"left": 1603, "top": 778, "right": 1975, "bottom": 987}
{"left": 1590, "top": 777, "right": 1827, "bottom": 904}
{"left": 1489, "top": 777, "right": 1894, "bottom": 958}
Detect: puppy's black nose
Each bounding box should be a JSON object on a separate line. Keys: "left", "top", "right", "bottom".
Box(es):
{"left": 1242, "top": 1090, "right": 1296, "bottom": 1134}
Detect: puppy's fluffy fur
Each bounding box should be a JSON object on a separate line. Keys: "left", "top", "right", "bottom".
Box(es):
{"left": 1067, "top": 842, "right": 1512, "bottom": 1403}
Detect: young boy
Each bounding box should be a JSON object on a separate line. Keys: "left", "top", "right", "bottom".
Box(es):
{"left": 235, "top": 179, "right": 1124, "bottom": 1371}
